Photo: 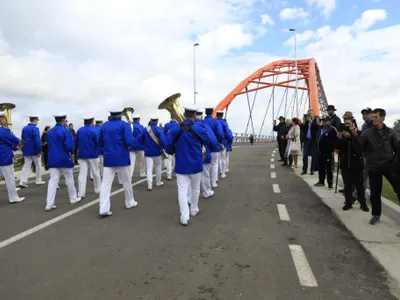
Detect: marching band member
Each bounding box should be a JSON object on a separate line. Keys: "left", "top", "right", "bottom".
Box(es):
{"left": 19, "top": 116, "right": 45, "bottom": 188}
{"left": 163, "top": 114, "right": 179, "bottom": 180}
{"left": 166, "top": 106, "right": 211, "bottom": 226}
{"left": 216, "top": 111, "right": 233, "bottom": 179}
{"left": 203, "top": 108, "right": 224, "bottom": 188}
{"left": 45, "top": 114, "right": 81, "bottom": 211}
{"left": 138, "top": 116, "right": 166, "bottom": 191}
{"left": 224, "top": 122, "right": 233, "bottom": 172}
{"left": 99, "top": 109, "right": 138, "bottom": 216}
{"left": 93, "top": 120, "right": 104, "bottom": 178}
{"left": 127, "top": 114, "right": 145, "bottom": 181}
{"left": 196, "top": 111, "right": 219, "bottom": 199}
{"left": 133, "top": 115, "right": 147, "bottom": 178}
{"left": 76, "top": 117, "right": 101, "bottom": 198}
{"left": 0, "top": 112, "right": 25, "bottom": 203}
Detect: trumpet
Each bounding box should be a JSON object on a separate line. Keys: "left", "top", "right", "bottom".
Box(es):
{"left": 158, "top": 93, "right": 206, "bottom": 159}
{"left": 0, "top": 103, "right": 16, "bottom": 132}
{"left": 122, "top": 107, "right": 134, "bottom": 124}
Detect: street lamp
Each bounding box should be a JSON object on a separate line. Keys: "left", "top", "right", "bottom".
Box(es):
{"left": 193, "top": 42, "right": 200, "bottom": 105}
{"left": 289, "top": 28, "right": 298, "bottom": 117}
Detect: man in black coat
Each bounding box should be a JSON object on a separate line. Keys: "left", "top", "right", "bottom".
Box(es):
{"left": 357, "top": 108, "right": 400, "bottom": 225}
{"left": 273, "top": 116, "right": 286, "bottom": 161}
{"left": 327, "top": 105, "right": 342, "bottom": 130}
{"left": 337, "top": 117, "right": 369, "bottom": 212}
{"left": 301, "top": 109, "right": 319, "bottom": 175}
{"left": 315, "top": 115, "right": 337, "bottom": 189}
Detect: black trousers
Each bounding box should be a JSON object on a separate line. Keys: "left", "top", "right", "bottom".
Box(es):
{"left": 369, "top": 171, "right": 400, "bottom": 216}
{"left": 318, "top": 153, "right": 334, "bottom": 186}
{"left": 302, "top": 139, "right": 316, "bottom": 172}
{"left": 278, "top": 138, "right": 286, "bottom": 160}
{"left": 342, "top": 168, "right": 367, "bottom": 206}
{"left": 42, "top": 146, "right": 49, "bottom": 170}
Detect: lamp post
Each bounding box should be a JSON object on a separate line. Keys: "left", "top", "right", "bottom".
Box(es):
{"left": 289, "top": 28, "right": 298, "bottom": 117}
{"left": 193, "top": 42, "right": 200, "bottom": 105}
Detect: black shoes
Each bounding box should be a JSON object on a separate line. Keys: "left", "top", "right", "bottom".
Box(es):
{"left": 370, "top": 216, "right": 380, "bottom": 225}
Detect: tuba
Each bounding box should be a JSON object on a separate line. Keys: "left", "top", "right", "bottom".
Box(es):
{"left": 158, "top": 93, "right": 206, "bottom": 159}
{"left": 0, "top": 103, "right": 16, "bottom": 132}
{"left": 122, "top": 107, "right": 134, "bottom": 124}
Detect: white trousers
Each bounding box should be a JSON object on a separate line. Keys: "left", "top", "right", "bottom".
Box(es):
{"left": 201, "top": 163, "right": 212, "bottom": 197}
{"left": 20, "top": 155, "right": 42, "bottom": 184}
{"left": 176, "top": 173, "right": 201, "bottom": 222}
{"left": 46, "top": 168, "right": 78, "bottom": 207}
{"left": 210, "top": 152, "right": 220, "bottom": 185}
{"left": 226, "top": 151, "right": 230, "bottom": 171}
{"left": 139, "top": 151, "right": 146, "bottom": 177}
{"left": 166, "top": 155, "right": 175, "bottom": 176}
{"left": 78, "top": 158, "right": 101, "bottom": 197}
{"left": 146, "top": 156, "right": 162, "bottom": 188}
{"left": 0, "top": 164, "right": 20, "bottom": 201}
{"left": 129, "top": 151, "right": 137, "bottom": 179}
{"left": 219, "top": 149, "right": 227, "bottom": 176}
{"left": 99, "top": 166, "right": 135, "bottom": 214}
{"left": 90, "top": 155, "right": 104, "bottom": 179}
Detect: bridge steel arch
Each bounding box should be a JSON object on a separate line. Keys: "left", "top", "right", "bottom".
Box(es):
{"left": 213, "top": 58, "right": 328, "bottom": 118}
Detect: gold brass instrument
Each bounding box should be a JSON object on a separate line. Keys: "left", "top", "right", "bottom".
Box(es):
{"left": 122, "top": 107, "right": 134, "bottom": 124}
{"left": 158, "top": 93, "right": 206, "bottom": 159}
{"left": 0, "top": 103, "right": 16, "bottom": 131}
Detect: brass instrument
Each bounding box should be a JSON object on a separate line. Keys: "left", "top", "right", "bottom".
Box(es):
{"left": 0, "top": 103, "right": 16, "bottom": 131}
{"left": 158, "top": 93, "right": 206, "bottom": 159}
{"left": 122, "top": 107, "right": 134, "bottom": 124}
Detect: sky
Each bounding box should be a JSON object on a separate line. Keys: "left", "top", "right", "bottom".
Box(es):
{"left": 0, "top": 0, "right": 399, "bottom": 137}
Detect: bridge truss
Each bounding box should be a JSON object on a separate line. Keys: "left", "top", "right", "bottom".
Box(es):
{"left": 213, "top": 58, "right": 328, "bottom": 142}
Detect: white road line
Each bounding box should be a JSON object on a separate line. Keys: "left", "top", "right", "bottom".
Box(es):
{"left": 277, "top": 204, "right": 290, "bottom": 221}
{"left": 271, "top": 172, "right": 276, "bottom": 178}
{"left": 270, "top": 158, "right": 274, "bottom": 162}
{"left": 270, "top": 164, "right": 275, "bottom": 169}
{"left": 0, "top": 173, "right": 164, "bottom": 250}
{"left": 272, "top": 153, "right": 275, "bottom": 157}
{"left": 272, "top": 184, "right": 281, "bottom": 193}
{"left": 289, "top": 245, "right": 318, "bottom": 287}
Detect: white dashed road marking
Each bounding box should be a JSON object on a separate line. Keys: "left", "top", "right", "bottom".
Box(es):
{"left": 0, "top": 173, "right": 164, "bottom": 250}
{"left": 271, "top": 172, "right": 276, "bottom": 178}
{"left": 277, "top": 204, "right": 290, "bottom": 221}
{"left": 272, "top": 153, "right": 275, "bottom": 157}
{"left": 270, "top": 164, "right": 275, "bottom": 169}
{"left": 289, "top": 245, "right": 318, "bottom": 287}
{"left": 272, "top": 184, "right": 281, "bottom": 193}
{"left": 270, "top": 158, "right": 274, "bottom": 162}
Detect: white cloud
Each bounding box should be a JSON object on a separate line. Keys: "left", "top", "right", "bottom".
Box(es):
{"left": 279, "top": 7, "right": 310, "bottom": 20}
{"left": 306, "top": 0, "right": 336, "bottom": 18}
{"left": 287, "top": 9, "right": 400, "bottom": 125}
{"left": 261, "top": 13, "right": 274, "bottom": 25}
{"left": 0, "top": 0, "right": 278, "bottom": 136}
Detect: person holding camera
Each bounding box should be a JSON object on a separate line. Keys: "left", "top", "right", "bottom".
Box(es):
{"left": 337, "top": 112, "right": 369, "bottom": 212}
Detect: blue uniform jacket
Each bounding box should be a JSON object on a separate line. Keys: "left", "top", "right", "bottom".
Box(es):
{"left": 196, "top": 120, "right": 219, "bottom": 164}
{"left": 218, "top": 119, "right": 233, "bottom": 148}
{"left": 0, "top": 127, "right": 20, "bottom": 166}
{"left": 225, "top": 129, "right": 233, "bottom": 152}
{"left": 47, "top": 124, "right": 75, "bottom": 169}
{"left": 129, "top": 122, "right": 145, "bottom": 151}
{"left": 164, "top": 120, "right": 179, "bottom": 136}
{"left": 203, "top": 116, "right": 223, "bottom": 152}
{"left": 166, "top": 119, "right": 211, "bottom": 174}
{"left": 94, "top": 125, "right": 104, "bottom": 155}
{"left": 21, "top": 123, "right": 41, "bottom": 156}
{"left": 138, "top": 123, "right": 166, "bottom": 157}
{"left": 76, "top": 125, "right": 99, "bottom": 159}
{"left": 100, "top": 119, "right": 135, "bottom": 167}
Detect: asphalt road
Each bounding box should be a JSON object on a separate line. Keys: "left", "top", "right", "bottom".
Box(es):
{"left": 0, "top": 145, "right": 397, "bottom": 299}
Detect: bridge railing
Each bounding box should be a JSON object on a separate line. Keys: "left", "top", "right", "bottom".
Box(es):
{"left": 232, "top": 133, "right": 276, "bottom": 144}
